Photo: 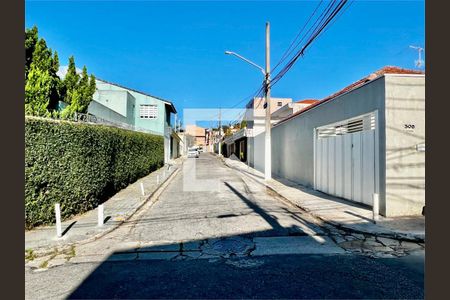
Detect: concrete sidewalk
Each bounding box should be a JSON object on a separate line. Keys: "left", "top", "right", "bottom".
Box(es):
{"left": 25, "top": 158, "right": 184, "bottom": 253}
{"left": 223, "top": 157, "right": 424, "bottom": 242}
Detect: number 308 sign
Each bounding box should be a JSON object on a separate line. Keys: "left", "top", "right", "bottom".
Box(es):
{"left": 404, "top": 124, "right": 415, "bottom": 130}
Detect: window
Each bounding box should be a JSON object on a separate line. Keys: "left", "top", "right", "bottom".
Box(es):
{"left": 277, "top": 101, "right": 282, "bottom": 107}
{"left": 140, "top": 104, "right": 158, "bottom": 119}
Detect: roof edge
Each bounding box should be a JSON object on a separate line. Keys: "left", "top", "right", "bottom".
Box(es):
{"left": 96, "top": 77, "right": 177, "bottom": 112}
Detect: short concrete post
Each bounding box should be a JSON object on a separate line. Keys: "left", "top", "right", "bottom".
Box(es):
{"left": 157, "top": 175, "right": 160, "bottom": 185}
{"left": 98, "top": 204, "right": 104, "bottom": 226}
{"left": 140, "top": 182, "right": 145, "bottom": 196}
{"left": 55, "top": 203, "right": 62, "bottom": 238}
{"left": 163, "top": 170, "right": 166, "bottom": 179}
{"left": 373, "top": 193, "right": 379, "bottom": 222}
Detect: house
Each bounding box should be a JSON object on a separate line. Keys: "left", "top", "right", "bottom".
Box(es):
{"left": 271, "top": 99, "right": 320, "bottom": 121}
{"left": 220, "top": 97, "right": 297, "bottom": 162}
{"left": 87, "top": 78, "right": 180, "bottom": 163}
{"left": 223, "top": 127, "right": 251, "bottom": 161}
{"left": 253, "top": 66, "right": 425, "bottom": 217}
{"left": 185, "top": 125, "right": 206, "bottom": 147}
{"left": 242, "top": 97, "right": 292, "bottom": 166}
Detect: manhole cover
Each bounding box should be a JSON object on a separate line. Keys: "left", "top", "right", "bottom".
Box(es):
{"left": 201, "top": 237, "right": 254, "bottom": 257}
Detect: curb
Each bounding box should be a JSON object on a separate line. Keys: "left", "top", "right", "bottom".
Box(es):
{"left": 28, "top": 162, "right": 183, "bottom": 257}
{"left": 223, "top": 160, "right": 425, "bottom": 243}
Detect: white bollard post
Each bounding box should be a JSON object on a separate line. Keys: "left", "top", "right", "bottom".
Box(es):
{"left": 55, "top": 203, "right": 62, "bottom": 238}
{"left": 157, "top": 175, "right": 160, "bottom": 185}
{"left": 140, "top": 182, "right": 145, "bottom": 196}
{"left": 373, "top": 193, "right": 379, "bottom": 222}
{"left": 163, "top": 171, "right": 166, "bottom": 179}
{"left": 98, "top": 204, "right": 104, "bottom": 226}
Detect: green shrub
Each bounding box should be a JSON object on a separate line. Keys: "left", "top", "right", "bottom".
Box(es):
{"left": 25, "top": 117, "right": 164, "bottom": 229}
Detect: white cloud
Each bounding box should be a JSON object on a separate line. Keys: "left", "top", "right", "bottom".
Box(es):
{"left": 57, "top": 66, "right": 83, "bottom": 79}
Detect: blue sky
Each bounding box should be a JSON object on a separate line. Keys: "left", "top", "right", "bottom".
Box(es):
{"left": 26, "top": 0, "right": 424, "bottom": 125}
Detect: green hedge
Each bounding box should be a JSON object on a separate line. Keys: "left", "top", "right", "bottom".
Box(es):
{"left": 25, "top": 117, "right": 164, "bottom": 229}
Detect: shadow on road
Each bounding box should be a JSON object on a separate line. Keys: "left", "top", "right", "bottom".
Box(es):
{"left": 67, "top": 231, "right": 424, "bottom": 299}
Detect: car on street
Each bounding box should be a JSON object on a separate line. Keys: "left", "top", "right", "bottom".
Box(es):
{"left": 188, "top": 147, "right": 199, "bottom": 158}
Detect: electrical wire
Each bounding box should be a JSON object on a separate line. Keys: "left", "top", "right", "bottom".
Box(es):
{"left": 272, "top": 0, "right": 325, "bottom": 72}
{"left": 270, "top": 0, "right": 349, "bottom": 88}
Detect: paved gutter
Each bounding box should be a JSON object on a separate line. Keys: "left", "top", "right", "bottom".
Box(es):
{"left": 222, "top": 157, "right": 424, "bottom": 243}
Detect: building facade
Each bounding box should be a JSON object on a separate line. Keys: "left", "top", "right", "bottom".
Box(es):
{"left": 252, "top": 66, "right": 425, "bottom": 217}
{"left": 87, "top": 78, "right": 180, "bottom": 163}
{"left": 185, "top": 125, "right": 206, "bottom": 147}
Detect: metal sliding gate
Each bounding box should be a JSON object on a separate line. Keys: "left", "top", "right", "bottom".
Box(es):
{"left": 315, "top": 112, "right": 377, "bottom": 206}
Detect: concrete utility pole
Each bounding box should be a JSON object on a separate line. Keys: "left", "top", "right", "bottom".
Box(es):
{"left": 264, "top": 22, "right": 272, "bottom": 181}
{"left": 224, "top": 21, "right": 272, "bottom": 180}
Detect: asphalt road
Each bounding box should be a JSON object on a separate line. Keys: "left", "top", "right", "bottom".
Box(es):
{"left": 25, "top": 153, "right": 424, "bottom": 299}
{"left": 122, "top": 152, "right": 328, "bottom": 242}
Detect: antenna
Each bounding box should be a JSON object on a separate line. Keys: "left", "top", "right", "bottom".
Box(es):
{"left": 409, "top": 45, "right": 424, "bottom": 68}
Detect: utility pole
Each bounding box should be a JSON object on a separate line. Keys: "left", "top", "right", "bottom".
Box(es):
{"left": 223, "top": 21, "right": 271, "bottom": 180}
{"left": 264, "top": 22, "right": 272, "bottom": 180}
{"left": 218, "top": 107, "right": 222, "bottom": 156}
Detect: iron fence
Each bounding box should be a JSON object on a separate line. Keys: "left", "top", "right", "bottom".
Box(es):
{"left": 73, "top": 112, "right": 163, "bottom": 136}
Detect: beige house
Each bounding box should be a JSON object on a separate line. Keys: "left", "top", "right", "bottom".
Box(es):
{"left": 185, "top": 125, "right": 206, "bottom": 147}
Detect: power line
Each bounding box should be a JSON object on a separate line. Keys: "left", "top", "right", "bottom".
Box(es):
{"left": 270, "top": 0, "right": 349, "bottom": 89}
{"left": 272, "top": 0, "right": 325, "bottom": 72}
{"left": 271, "top": 0, "right": 348, "bottom": 84}
{"left": 208, "top": 84, "right": 265, "bottom": 123}
{"left": 272, "top": 0, "right": 336, "bottom": 75}
{"left": 314, "top": 0, "right": 354, "bottom": 43}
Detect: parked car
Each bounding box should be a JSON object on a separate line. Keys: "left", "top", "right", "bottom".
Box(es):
{"left": 188, "top": 147, "right": 199, "bottom": 158}
{"left": 198, "top": 146, "right": 204, "bottom": 153}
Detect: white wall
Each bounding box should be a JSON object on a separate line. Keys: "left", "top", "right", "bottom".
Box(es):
{"left": 269, "top": 77, "right": 388, "bottom": 213}
{"left": 384, "top": 75, "right": 425, "bottom": 216}
{"left": 266, "top": 74, "right": 425, "bottom": 217}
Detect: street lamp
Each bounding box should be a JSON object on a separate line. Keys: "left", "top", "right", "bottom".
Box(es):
{"left": 224, "top": 22, "right": 272, "bottom": 181}
{"left": 224, "top": 51, "right": 266, "bottom": 76}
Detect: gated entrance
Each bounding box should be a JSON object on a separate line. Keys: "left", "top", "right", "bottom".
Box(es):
{"left": 314, "top": 112, "right": 378, "bottom": 206}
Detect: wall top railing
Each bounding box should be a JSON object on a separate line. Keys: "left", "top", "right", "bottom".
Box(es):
{"left": 73, "top": 112, "right": 163, "bottom": 136}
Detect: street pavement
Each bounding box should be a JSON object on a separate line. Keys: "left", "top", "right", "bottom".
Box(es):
{"left": 25, "top": 152, "right": 424, "bottom": 299}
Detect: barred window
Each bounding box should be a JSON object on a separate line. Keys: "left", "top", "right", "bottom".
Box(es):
{"left": 140, "top": 104, "right": 158, "bottom": 119}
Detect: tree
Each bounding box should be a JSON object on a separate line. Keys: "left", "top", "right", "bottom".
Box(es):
{"left": 77, "top": 66, "right": 96, "bottom": 113}
{"left": 25, "top": 67, "right": 52, "bottom": 116}
{"left": 60, "top": 60, "right": 96, "bottom": 117}
{"left": 25, "top": 38, "right": 58, "bottom": 116}
{"left": 25, "top": 27, "right": 62, "bottom": 115}
{"left": 62, "top": 56, "right": 79, "bottom": 105}
{"left": 30, "top": 39, "right": 53, "bottom": 71}
{"left": 25, "top": 26, "right": 96, "bottom": 118}
{"left": 25, "top": 26, "right": 38, "bottom": 77}
{"left": 48, "top": 51, "right": 61, "bottom": 111}
{"left": 60, "top": 62, "right": 96, "bottom": 116}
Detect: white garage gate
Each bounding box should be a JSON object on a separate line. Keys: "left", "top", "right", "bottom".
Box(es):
{"left": 314, "top": 112, "right": 378, "bottom": 206}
